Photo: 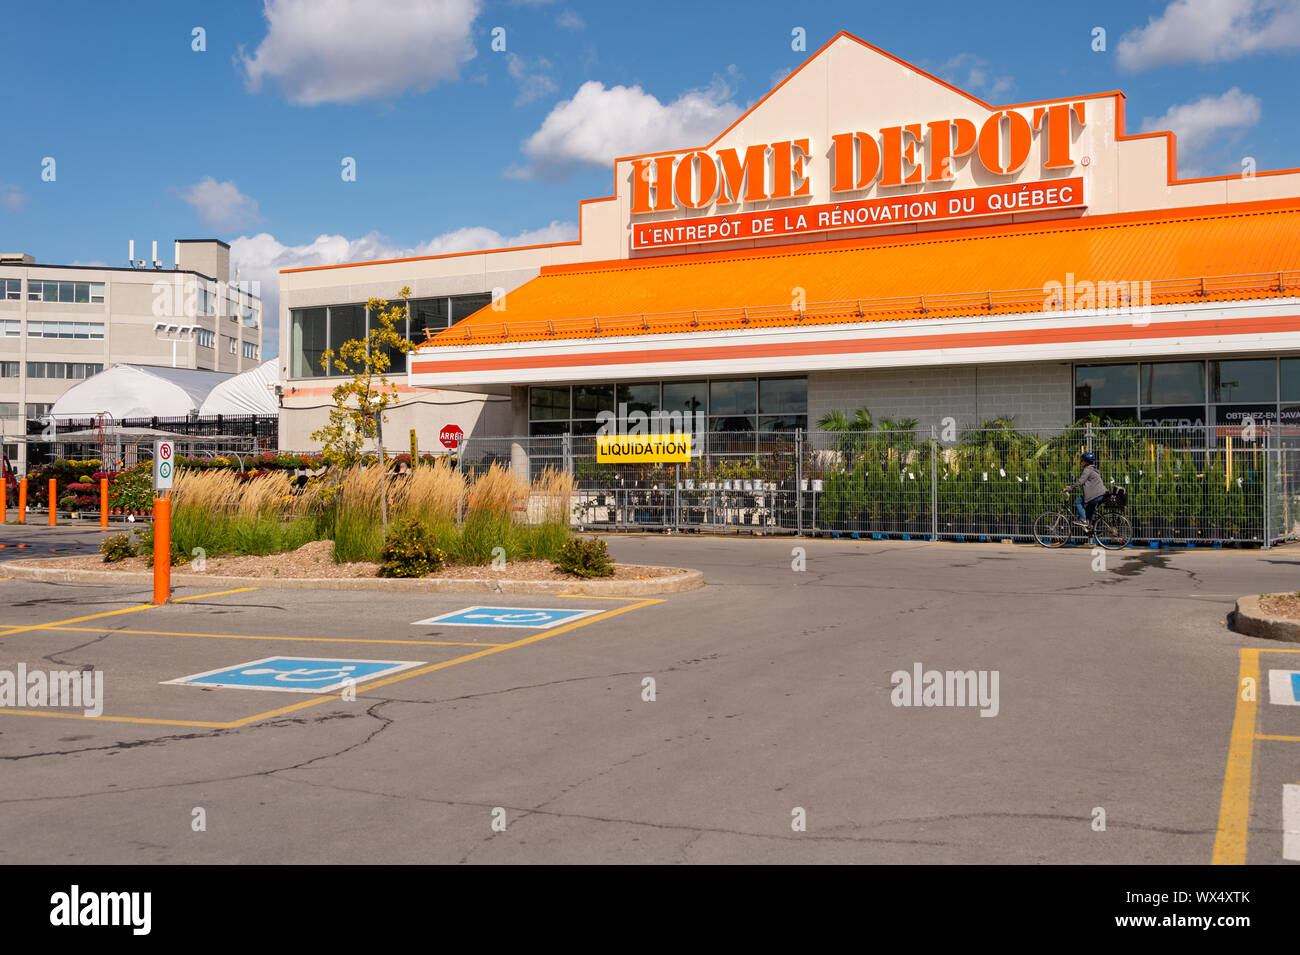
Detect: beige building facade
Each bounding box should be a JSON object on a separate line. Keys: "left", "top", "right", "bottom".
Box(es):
{"left": 279, "top": 32, "right": 1300, "bottom": 454}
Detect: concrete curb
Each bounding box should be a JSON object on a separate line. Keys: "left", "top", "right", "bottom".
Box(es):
{"left": 1228, "top": 594, "right": 1300, "bottom": 643}
{"left": 0, "top": 559, "right": 703, "bottom": 597}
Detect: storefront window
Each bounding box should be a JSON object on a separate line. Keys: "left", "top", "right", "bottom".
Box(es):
{"left": 329, "top": 304, "right": 366, "bottom": 353}
{"left": 1211, "top": 359, "right": 1275, "bottom": 403}
{"left": 1281, "top": 358, "right": 1300, "bottom": 401}
{"left": 616, "top": 383, "right": 659, "bottom": 416}
{"left": 1141, "top": 361, "right": 1204, "bottom": 405}
{"left": 1075, "top": 364, "right": 1137, "bottom": 407}
{"left": 709, "top": 379, "right": 756, "bottom": 417}
{"left": 451, "top": 293, "right": 493, "bottom": 325}
{"left": 573, "top": 384, "right": 615, "bottom": 418}
{"left": 662, "top": 381, "right": 707, "bottom": 417}
{"left": 410, "top": 298, "right": 449, "bottom": 341}
{"left": 382, "top": 303, "right": 410, "bottom": 373}
{"left": 759, "top": 377, "right": 807, "bottom": 414}
{"left": 1139, "top": 405, "right": 1206, "bottom": 427}
{"left": 530, "top": 386, "right": 570, "bottom": 420}
{"left": 290, "top": 307, "right": 326, "bottom": 378}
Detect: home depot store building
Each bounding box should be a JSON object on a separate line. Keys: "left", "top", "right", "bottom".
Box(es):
{"left": 278, "top": 31, "right": 1300, "bottom": 457}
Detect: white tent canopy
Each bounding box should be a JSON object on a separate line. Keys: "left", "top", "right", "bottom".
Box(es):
{"left": 50, "top": 364, "right": 234, "bottom": 420}
{"left": 198, "top": 359, "right": 279, "bottom": 416}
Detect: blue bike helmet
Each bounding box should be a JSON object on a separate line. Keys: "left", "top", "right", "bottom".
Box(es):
{"left": 1081, "top": 451, "right": 1096, "bottom": 464}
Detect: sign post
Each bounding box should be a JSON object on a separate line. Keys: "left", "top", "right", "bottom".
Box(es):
{"left": 152, "top": 439, "right": 174, "bottom": 605}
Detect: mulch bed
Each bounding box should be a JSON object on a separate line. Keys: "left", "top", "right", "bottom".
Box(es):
{"left": 26, "top": 539, "right": 671, "bottom": 581}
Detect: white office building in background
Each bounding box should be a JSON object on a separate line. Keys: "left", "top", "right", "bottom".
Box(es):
{"left": 0, "top": 238, "right": 262, "bottom": 472}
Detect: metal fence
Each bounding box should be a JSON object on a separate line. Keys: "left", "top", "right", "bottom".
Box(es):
{"left": 451, "top": 424, "right": 1300, "bottom": 547}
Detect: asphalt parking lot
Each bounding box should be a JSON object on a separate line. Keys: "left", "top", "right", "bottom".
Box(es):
{"left": 1, "top": 525, "right": 1297, "bottom": 864}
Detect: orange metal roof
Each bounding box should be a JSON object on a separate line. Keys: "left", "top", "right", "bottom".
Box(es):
{"left": 424, "top": 199, "right": 1300, "bottom": 347}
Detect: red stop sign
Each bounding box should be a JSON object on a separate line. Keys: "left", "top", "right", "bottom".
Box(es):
{"left": 439, "top": 425, "right": 464, "bottom": 449}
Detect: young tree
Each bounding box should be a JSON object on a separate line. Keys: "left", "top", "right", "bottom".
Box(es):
{"left": 311, "top": 288, "right": 414, "bottom": 472}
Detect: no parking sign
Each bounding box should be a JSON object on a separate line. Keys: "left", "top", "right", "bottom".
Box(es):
{"left": 153, "top": 439, "right": 174, "bottom": 490}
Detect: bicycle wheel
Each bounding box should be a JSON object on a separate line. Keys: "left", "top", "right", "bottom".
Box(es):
{"left": 1033, "top": 510, "right": 1070, "bottom": 548}
{"left": 1093, "top": 512, "right": 1133, "bottom": 550}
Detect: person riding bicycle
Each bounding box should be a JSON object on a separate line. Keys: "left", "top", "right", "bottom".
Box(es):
{"left": 1063, "top": 451, "right": 1106, "bottom": 527}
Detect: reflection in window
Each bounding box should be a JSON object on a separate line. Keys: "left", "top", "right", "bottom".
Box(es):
{"left": 290, "top": 307, "right": 326, "bottom": 378}
{"left": 1075, "top": 364, "right": 1138, "bottom": 407}
{"left": 709, "top": 379, "right": 756, "bottom": 416}
{"left": 1211, "top": 359, "right": 1275, "bottom": 403}
{"left": 1141, "top": 361, "right": 1204, "bottom": 405}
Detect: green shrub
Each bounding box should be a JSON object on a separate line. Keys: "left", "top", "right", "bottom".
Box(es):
{"left": 100, "top": 533, "right": 135, "bottom": 563}
{"left": 554, "top": 536, "right": 614, "bottom": 578}
{"left": 378, "top": 517, "right": 446, "bottom": 578}
{"left": 135, "top": 527, "right": 189, "bottom": 567}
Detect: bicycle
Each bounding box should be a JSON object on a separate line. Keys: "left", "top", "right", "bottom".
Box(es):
{"left": 1033, "top": 493, "right": 1133, "bottom": 550}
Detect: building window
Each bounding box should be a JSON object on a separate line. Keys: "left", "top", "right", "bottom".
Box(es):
{"left": 0, "top": 319, "right": 19, "bottom": 337}
{"left": 26, "top": 362, "right": 102, "bottom": 379}
{"left": 529, "top": 378, "right": 807, "bottom": 439}
{"left": 227, "top": 336, "right": 236, "bottom": 354}
{"left": 26, "top": 321, "right": 105, "bottom": 339}
{"left": 0, "top": 402, "right": 18, "bottom": 418}
{"left": 2, "top": 278, "right": 21, "bottom": 300}
{"left": 242, "top": 341, "right": 258, "bottom": 359}
{"left": 289, "top": 307, "right": 326, "bottom": 378}
{"left": 26, "top": 280, "right": 105, "bottom": 304}
{"left": 242, "top": 304, "right": 257, "bottom": 327}
{"left": 0, "top": 362, "right": 19, "bottom": 377}
{"left": 196, "top": 329, "right": 214, "bottom": 348}
{"left": 26, "top": 403, "right": 52, "bottom": 420}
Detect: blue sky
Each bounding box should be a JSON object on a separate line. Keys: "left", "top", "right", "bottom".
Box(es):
{"left": 2, "top": 0, "right": 1298, "bottom": 354}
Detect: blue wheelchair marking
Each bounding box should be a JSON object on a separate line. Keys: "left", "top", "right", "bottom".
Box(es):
{"left": 414, "top": 606, "right": 598, "bottom": 628}
{"left": 165, "top": 657, "right": 423, "bottom": 693}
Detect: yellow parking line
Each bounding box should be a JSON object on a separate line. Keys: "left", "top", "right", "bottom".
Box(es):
{"left": 0, "top": 624, "right": 504, "bottom": 648}
{"left": 0, "top": 709, "right": 227, "bottom": 729}
{"left": 0, "top": 595, "right": 662, "bottom": 729}
{"left": 174, "top": 587, "right": 259, "bottom": 601}
{"left": 1256, "top": 734, "right": 1300, "bottom": 742}
{"left": 221, "top": 596, "right": 664, "bottom": 728}
{"left": 557, "top": 593, "right": 645, "bottom": 600}
{"left": 1212, "top": 648, "right": 1259, "bottom": 865}
{"left": 0, "top": 587, "right": 260, "bottom": 638}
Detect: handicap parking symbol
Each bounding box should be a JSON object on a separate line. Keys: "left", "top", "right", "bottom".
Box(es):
{"left": 412, "top": 606, "right": 599, "bottom": 628}
{"left": 1268, "top": 670, "right": 1300, "bottom": 706}
{"left": 164, "top": 656, "right": 424, "bottom": 694}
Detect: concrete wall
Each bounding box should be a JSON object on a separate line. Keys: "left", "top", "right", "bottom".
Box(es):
{"left": 808, "top": 361, "right": 1074, "bottom": 434}
{"left": 277, "top": 390, "right": 513, "bottom": 453}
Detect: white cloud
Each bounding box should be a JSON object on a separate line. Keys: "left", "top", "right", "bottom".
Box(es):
{"left": 556, "top": 9, "right": 585, "bottom": 29}
{"left": 240, "top": 0, "right": 481, "bottom": 105}
{"left": 511, "top": 76, "right": 742, "bottom": 180}
{"left": 940, "top": 53, "right": 1013, "bottom": 99}
{"left": 506, "top": 53, "right": 558, "bottom": 105}
{"left": 0, "top": 183, "right": 27, "bottom": 213}
{"left": 1140, "top": 87, "right": 1263, "bottom": 175}
{"left": 1117, "top": 0, "right": 1300, "bottom": 71}
{"left": 229, "top": 220, "right": 578, "bottom": 353}
{"left": 178, "top": 177, "right": 264, "bottom": 232}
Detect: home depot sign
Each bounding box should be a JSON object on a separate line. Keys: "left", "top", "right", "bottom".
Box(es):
{"left": 630, "top": 102, "right": 1086, "bottom": 249}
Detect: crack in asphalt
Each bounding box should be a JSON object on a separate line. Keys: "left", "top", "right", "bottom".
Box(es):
{"left": 272, "top": 775, "right": 955, "bottom": 852}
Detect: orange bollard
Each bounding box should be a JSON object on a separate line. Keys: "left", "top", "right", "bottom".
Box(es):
{"left": 48, "top": 478, "right": 56, "bottom": 526}
{"left": 17, "top": 478, "right": 26, "bottom": 523}
{"left": 153, "top": 495, "right": 170, "bottom": 605}
{"left": 100, "top": 478, "right": 109, "bottom": 530}
{"left": 1, "top": 480, "right": 5, "bottom": 523}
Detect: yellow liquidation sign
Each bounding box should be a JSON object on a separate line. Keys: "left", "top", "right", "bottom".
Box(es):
{"left": 596, "top": 433, "right": 692, "bottom": 462}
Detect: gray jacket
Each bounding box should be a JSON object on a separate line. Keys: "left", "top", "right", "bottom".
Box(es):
{"left": 1068, "top": 463, "right": 1107, "bottom": 502}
